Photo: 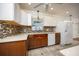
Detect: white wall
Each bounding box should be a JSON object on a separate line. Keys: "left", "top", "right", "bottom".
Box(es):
{"left": 0, "top": 3, "right": 15, "bottom": 20}
{"left": 43, "top": 15, "right": 65, "bottom": 26}
{"left": 72, "top": 17, "right": 79, "bottom": 38}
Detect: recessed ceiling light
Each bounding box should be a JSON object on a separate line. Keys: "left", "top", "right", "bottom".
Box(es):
{"left": 66, "top": 11, "right": 69, "bottom": 14}
{"left": 51, "top": 8, "right": 54, "bottom": 10}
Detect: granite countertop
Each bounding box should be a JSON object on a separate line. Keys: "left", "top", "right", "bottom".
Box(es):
{"left": 0, "top": 33, "right": 28, "bottom": 43}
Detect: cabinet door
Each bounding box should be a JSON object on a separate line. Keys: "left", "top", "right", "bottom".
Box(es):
{"left": 0, "top": 40, "right": 27, "bottom": 56}
{"left": 55, "top": 33, "right": 60, "bottom": 45}
{"left": 28, "top": 34, "right": 48, "bottom": 49}
{"left": 48, "top": 34, "right": 55, "bottom": 46}
{"left": 36, "top": 34, "right": 48, "bottom": 47}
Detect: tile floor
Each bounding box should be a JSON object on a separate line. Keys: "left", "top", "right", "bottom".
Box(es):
{"left": 28, "top": 39, "right": 79, "bottom": 56}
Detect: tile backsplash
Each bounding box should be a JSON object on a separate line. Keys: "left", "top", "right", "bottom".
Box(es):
{"left": 0, "top": 20, "right": 24, "bottom": 39}
{"left": 23, "top": 26, "right": 56, "bottom": 32}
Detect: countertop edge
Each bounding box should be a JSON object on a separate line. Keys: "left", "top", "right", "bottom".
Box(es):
{"left": 0, "top": 33, "right": 28, "bottom": 43}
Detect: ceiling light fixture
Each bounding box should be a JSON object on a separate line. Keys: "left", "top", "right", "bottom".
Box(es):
{"left": 66, "top": 11, "right": 69, "bottom": 14}
{"left": 51, "top": 8, "right": 54, "bottom": 10}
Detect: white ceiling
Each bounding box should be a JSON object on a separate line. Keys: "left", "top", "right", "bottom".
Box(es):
{"left": 19, "top": 3, "right": 79, "bottom": 17}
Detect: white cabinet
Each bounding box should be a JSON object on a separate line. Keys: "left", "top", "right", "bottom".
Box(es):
{"left": 0, "top": 3, "right": 15, "bottom": 20}
{"left": 48, "top": 33, "right": 55, "bottom": 46}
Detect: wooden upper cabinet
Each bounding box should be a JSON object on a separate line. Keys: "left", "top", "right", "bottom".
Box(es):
{"left": 28, "top": 34, "right": 48, "bottom": 49}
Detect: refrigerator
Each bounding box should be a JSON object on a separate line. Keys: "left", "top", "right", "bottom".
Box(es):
{"left": 56, "top": 21, "right": 73, "bottom": 45}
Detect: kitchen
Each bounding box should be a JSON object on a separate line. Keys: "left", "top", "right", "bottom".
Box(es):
{"left": 0, "top": 3, "right": 79, "bottom": 56}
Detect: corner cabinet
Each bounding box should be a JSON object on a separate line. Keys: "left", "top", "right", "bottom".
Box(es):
{"left": 28, "top": 34, "right": 48, "bottom": 49}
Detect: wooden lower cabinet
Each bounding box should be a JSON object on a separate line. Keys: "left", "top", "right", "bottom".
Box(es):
{"left": 28, "top": 34, "right": 48, "bottom": 49}
{"left": 55, "top": 33, "right": 60, "bottom": 45}
{"left": 0, "top": 40, "right": 28, "bottom": 56}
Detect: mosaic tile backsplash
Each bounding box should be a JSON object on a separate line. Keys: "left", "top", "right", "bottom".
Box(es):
{"left": 0, "top": 20, "right": 24, "bottom": 39}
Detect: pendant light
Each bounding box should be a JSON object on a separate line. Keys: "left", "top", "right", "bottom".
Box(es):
{"left": 69, "top": 15, "right": 72, "bottom": 21}
{"left": 37, "top": 10, "right": 40, "bottom": 20}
